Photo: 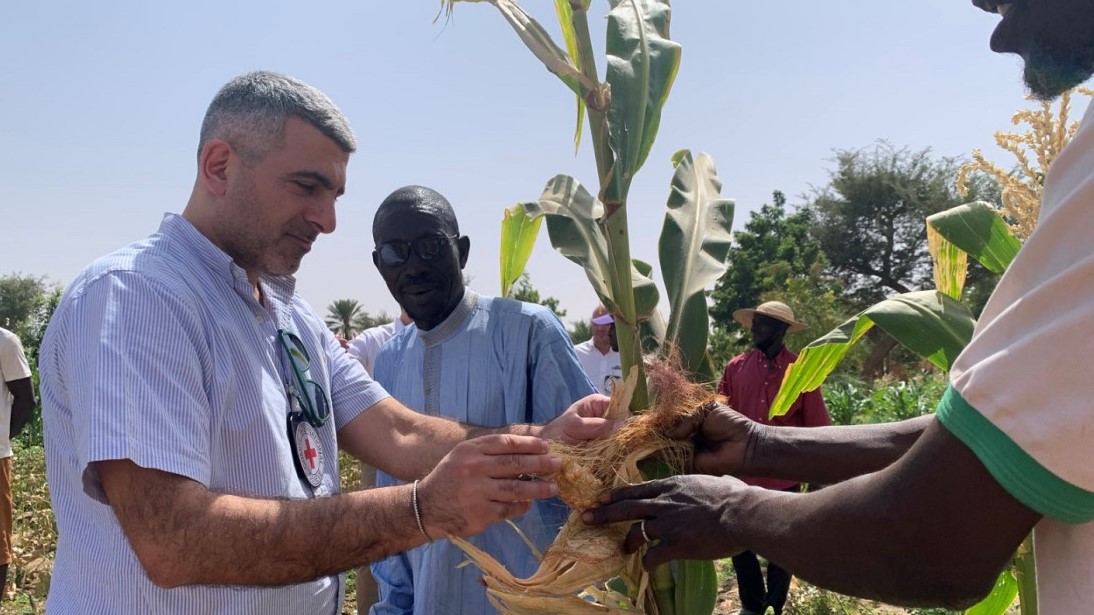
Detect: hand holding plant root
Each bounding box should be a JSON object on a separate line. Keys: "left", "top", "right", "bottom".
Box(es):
{"left": 450, "top": 360, "right": 723, "bottom": 613}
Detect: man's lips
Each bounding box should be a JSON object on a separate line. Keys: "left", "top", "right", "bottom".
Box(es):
{"left": 400, "top": 283, "right": 439, "bottom": 297}
{"left": 973, "top": 0, "right": 1020, "bottom": 53}
{"left": 973, "top": 0, "right": 1012, "bottom": 16}
{"left": 287, "top": 232, "right": 317, "bottom": 251}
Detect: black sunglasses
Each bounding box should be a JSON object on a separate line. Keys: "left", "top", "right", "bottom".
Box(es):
{"left": 278, "top": 329, "right": 330, "bottom": 428}
{"left": 375, "top": 234, "right": 457, "bottom": 266}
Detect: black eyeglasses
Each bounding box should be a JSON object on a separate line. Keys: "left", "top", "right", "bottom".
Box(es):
{"left": 278, "top": 329, "right": 330, "bottom": 428}
{"left": 375, "top": 234, "right": 457, "bottom": 266}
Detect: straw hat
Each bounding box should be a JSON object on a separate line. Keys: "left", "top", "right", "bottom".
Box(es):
{"left": 732, "top": 301, "right": 807, "bottom": 332}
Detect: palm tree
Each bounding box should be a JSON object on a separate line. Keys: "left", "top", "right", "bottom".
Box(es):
{"left": 353, "top": 311, "right": 389, "bottom": 333}
{"left": 325, "top": 299, "right": 364, "bottom": 338}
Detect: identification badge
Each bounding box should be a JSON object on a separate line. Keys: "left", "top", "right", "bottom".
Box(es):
{"left": 289, "top": 413, "right": 328, "bottom": 494}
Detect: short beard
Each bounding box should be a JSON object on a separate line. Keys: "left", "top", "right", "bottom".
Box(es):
{"left": 1023, "top": 42, "right": 1094, "bottom": 100}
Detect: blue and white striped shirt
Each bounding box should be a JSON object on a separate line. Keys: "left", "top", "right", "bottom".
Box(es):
{"left": 39, "top": 213, "right": 389, "bottom": 614}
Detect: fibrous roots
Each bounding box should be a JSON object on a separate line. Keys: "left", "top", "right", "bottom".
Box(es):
{"left": 451, "top": 360, "right": 723, "bottom": 613}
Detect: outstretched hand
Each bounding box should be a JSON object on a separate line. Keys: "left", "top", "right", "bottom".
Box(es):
{"left": 540, "top": 393, "right": 619, "bottom": 444}
{"left": 581, "top": 474, "right": 752, "bottom": 569}
{"left": 418, "top": 434, "right": 562, "bottom": 539}
{"left": 670, "top": 402, "right": 759, "bottom": 476}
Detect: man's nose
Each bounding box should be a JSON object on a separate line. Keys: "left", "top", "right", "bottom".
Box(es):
{"left": 306, "top": 197, "right": 337, "bottom": 234}
{"left": 401, "top": 249, "right": 431, "bottom": 275}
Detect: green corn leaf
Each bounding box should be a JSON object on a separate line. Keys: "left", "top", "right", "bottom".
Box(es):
{"left": 770, "top": 291, "right": 975, "bottom": 418}
{"left": 927, "top": 218, "right": 968, "bottom": 300}
{"left": 631, "top": 258, "right": 660, "bottom": 324}
{"left": 524, "top": 175, "right": 660, "bottom": 324}
{"left": 964, "top": 568, "right": 1018, "bottom": 615}
{"left": 553, "top": 0, "right": 586, "bottom": 153}
{"left": 605, "top": 0, "right": 681, "bottom": 191}
{"left": 659, "top": 150, "right": 734, "bottom": 380}
{"left": 926, "top": 201, "right": 1023, "bottom": 275}
{"left": 524, "top": 175, "right": 613, "bottom": 303}
{"left": 450, "top": 0, "right": 598, "bottom": 98}
{"left": 499, "top": 203, "right": 543, "bottom": 298}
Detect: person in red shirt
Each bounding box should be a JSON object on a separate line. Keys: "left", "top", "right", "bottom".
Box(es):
{"left": 717, "top": 301, "right": 831, "bottom": 615}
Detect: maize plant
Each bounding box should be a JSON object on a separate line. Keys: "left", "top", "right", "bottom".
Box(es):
{"left": 447, "top": 1, "right": 733, "bottom": 613}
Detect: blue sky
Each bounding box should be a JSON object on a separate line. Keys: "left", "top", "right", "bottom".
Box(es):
{"left": 1, "top": 1, "right": 1044, "bottom": 327}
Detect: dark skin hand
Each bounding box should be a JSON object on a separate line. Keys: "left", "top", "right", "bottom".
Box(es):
{"left": 673, "top": 402, "right": 933, "bottom": 483}
{"left": 584, "top": 418, "right": 1041, "bottom": 608}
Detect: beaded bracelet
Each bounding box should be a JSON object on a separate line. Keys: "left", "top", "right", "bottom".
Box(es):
{"left": 412, "top": 479, "right": 432, "bottom": 543}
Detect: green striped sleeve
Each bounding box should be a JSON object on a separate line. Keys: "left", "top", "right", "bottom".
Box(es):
{"left": 936, "top": 385, "right": 1094, "bottom": 524}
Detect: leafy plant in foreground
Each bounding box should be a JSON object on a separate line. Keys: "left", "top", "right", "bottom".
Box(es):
{"left": 449, "top": 1, "right": 732, "bottom": 612}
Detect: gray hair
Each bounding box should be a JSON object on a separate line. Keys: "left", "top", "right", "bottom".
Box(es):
{"left": 198, "top": 71, "right": 356, "bottom": 163}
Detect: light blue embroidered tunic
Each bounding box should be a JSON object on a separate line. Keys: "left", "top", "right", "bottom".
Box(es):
{"left": 369, "top": 289, "right": 595, "bottom": 615}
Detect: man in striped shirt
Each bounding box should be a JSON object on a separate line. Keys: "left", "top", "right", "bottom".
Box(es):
{"left": 38, "top": 71, "right": 611, "bottom": 614}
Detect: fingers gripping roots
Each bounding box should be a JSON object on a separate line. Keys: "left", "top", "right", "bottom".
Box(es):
{"left": 452, "top": 363, "right": 724, "bottom": 613}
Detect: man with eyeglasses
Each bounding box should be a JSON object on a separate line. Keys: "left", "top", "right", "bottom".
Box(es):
{"left": 366, "top": 184, "right": 596, "bottom": 615}
{"left": 37, "top": 72, "right": 612, "bottom": 614}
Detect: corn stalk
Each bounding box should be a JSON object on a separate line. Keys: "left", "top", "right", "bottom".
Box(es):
{"left": 451, "top": 1, "right": 726, "bottom": 613}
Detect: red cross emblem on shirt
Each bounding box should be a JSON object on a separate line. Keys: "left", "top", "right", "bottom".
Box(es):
{"left": 303, "top": 437, "right": 318, "bottom": 470}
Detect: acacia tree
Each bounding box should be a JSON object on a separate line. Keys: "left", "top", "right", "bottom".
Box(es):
{"left": 807, "top": 142, "right": 998, "bottom": 308}
{"left": 804, "top": 144, "right": 1004, "bottom": 376}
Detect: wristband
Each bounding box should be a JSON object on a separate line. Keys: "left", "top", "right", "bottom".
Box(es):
{"left": 412, "top": 479, "right": 432, "bottom": 543}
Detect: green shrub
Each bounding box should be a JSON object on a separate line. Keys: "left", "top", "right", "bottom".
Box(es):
{"left": 822, "top": 372, "right": 947, "bottom": 426}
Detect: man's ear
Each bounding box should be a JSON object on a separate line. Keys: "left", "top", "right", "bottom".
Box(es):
{"left": 457, "top": 236, "right": 471, "bottom": 269}
{"left": 198, "top": 140, "right": 233, "bottom": 197}
{"left": 372, "top": 250, "right": 381, "bottom": 271}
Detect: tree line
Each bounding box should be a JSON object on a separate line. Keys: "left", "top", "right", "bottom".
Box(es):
{"left": 709, "top": 141, "right": 1001, "bottom": 377}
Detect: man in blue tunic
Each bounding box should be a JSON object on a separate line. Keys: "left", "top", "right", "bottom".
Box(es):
{"left": 368, "top": 185, "right": 596, "bottom": 615}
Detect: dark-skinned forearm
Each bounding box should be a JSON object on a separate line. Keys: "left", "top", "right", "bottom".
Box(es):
{"left": 748, "top": 414, "right": 932, "bottom": 484}
{"left": 732, "top": 420, "right": 1038, "bottom": 607}
{"left": 6, "top": 378, "right": 35, "bottom": 439}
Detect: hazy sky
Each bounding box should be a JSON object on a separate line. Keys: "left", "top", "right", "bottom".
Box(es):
{"left": 1, "top": 1, "right": 1048, "bottom": 328}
